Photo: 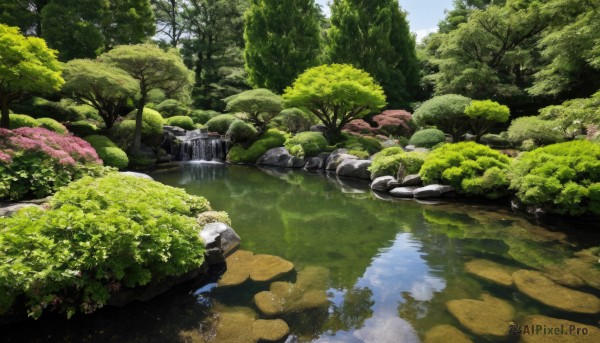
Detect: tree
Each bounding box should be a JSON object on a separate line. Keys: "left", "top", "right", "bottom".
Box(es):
{"left": 152, "top": 0, "right": 187, "bottom": 47}
{"left": 372, "top": 110, "right": 412, "bottom": 137}
{"left": 99, "top": 44, "right": 193, "bottom": 153}
{"left": 0, "top": 0, "right": 48, "bottom": 36}
{"left": 464, "top": 100, "right": 510, "bottom": 141}
{"left": 0, "top": 24, "right": 63, "bottom": 129}
{"left": 327, "top": 0, "right": 420, "bottom": 108}
{"left": 244, "top": 0, "right": 322, "bottom": 93}
{"left": 62, "top": 59, "right": 140, "bottom": 129}
{"left": 283, "top": 64, "right": 386, "bottom": 142}
{"left": 224, "top": 89, "right": 283, "bottom": 133}
{"left": 438, "top": 0, "right": 506, "bottom": 34}
{"left": 412, "top": 94, "right": 472, "bottom": 141}
{"left": 101, "top": 0, "right": 156, "bottom": 51}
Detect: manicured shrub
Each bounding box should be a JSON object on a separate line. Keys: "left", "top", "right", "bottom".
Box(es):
{"left": 409, "top": 128, "right": 446, "bottom": 148}
{"left": 67, "top": 120, "right": 98, "bottom": 137}
{"left": 0, "top": 173, "right": 212, "bottom": 319}
{"left": 343, "top": 119, "right": 373, "bottom": 134}
{"left": 147, "top": 89, "right": 167, "bottom": 104}
{"left": 96, "top": 147, "right": 129, "bottom": 169}
{"left": 285, "top": 131, "right": 328, "bottom": 157}
{"left": 112, "top": 109, "right": 164, "bottom": 147}
{"left": 165, "top": 116, "right": 195, "bottom": 130}
{"left": 126, "top": 108, "right": 164, "bottom": 139}
{"left": 0, "top": 128, "right": 105, "bottom": 201}
{"left": 9, "top": 97, "right": 83, "bottom": 122}
{"left": 36, "top": 117, "right": 67, "bottom": 134}
{"left": 372, "top": 110, "right": 413, "bottom": 137}
{"left": 412, "top": 94, "right": 472, "bottom": 140}
{"left": 337, "top": 133, "right": 382, "bottom": 156}
{"left": 369, "top": 147, "right": 427, "bottom": 179}
{"left": 464, "top": 100, "right": 510, "bottom": 141}
{"left": 227, "top": 129, "right": 287, "bottom": 163}
{"left": 84, "top": 135, "right": 117, "bottom": 148}
{"left": 538, "top": 91, "right": 600, "bottom": 138}
{"left": 277, "top": 107, "right": 313, "bottom": 133}
{"left": 190, "top": 110, "right": 220, "bottom": 124}
{"left": 509, "top": 140, "right": 600, "bottom": 215}
{"left": 224, "top": 88, "right": 283, "bottom": 133}
{"left": 9, "top": 114, "right": 40, "bottom": 129}
{"left": 156, "top": 99, "right": 190, "bottom": 118}
{"left": 507, "top": 116, "right": 565, "bottom": 146}
{"left": 226, "top": 119, "right": 258, "bottom": 145}
{"left": 480, "top": 132, "right": 511, "bottom": 148}
{"left": 419, "top": 142, "right": 511, "bottom": 199}
{"left": 206, "top": 114, "right": 237, "bottom": 135}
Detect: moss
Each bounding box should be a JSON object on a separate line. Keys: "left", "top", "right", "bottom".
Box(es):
{"left": 369, "top": 147, "right": 427, "bottom": 179}
{"left": 227, "top": 129, "right": 287, "bottom": 163}
{"left": 9, "top": 114, "right": 40, "bottom": 129}
{"left": 284, "top": 131, "right": 328, "bottom": 157}
{"left": 165, "top": 116, "right": 195, "bottom": 130}
{"left": 409, "top": 129, "right": 446, "bottom": 148}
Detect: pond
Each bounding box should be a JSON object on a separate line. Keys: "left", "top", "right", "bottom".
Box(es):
{"left": 4, "top": 163, "right": 600, "bottom": 342}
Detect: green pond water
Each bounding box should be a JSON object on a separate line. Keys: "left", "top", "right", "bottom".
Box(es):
{"left": 4, "top": 162, "right": 600, "bottom": 342}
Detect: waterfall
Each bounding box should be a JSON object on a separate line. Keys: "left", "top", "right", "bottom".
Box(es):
{"left": 177, "top": 130, "right": 227, "bottom": 162}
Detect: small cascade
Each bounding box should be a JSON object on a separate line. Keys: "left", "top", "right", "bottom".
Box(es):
{"left": 176, "top": 129, "right": 227, "bottom": 162}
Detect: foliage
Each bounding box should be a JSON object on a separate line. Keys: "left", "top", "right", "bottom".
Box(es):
{"left": 408, "top": 129, "right": 447, "bottom": 149}
{"left": 9, "top": 97, "right": 84, "bottom": 122}
{"left": 197, "top": 211, "right": 232, "bottom": 227}
{"left": 227, "top": 129, "right": 287, "bottom": 163}
{"left": 189, "top": 110, "right": 221, "bottom": 125}
{"left": 226, "top": 119, "right": 258, "bottom": 145}
{"left": 224, "top": 89, "right": 283, "bottom": 133}
{"left": 0, "top": 173, "right": 210, "bottom": 319}
{"left": 480, "top": 133, "right": 512, "bottom": 149}
{"left": 507, "top": 116, "right": 565, "bottom": 146}
{"left": 537, "top": 91, "right": 600, "bottom": 138}
{"left": 509, "top": 140, "right": 600, "bottom": 215}
{"left": 412, "top": 94, "right": 472, "bottom": 141}
{"left": 67, "top": 121, "right": 98, "bottom": 137}
{"left": 339, "top": 134, "right": 382, "bottom": 156}
{"left": 275, "top": 108, "right": 314, "bottom": 133}
{"left": 152, "top": 0, "right": 187, "bottom": 47}
{"left": 244, "top": 0, "right": 321, "bottom": 93}
{"left": 283, "top": 64, "right": 386, "bottom": 142}
{"left": 285, "top": 132, "right": 328, "bottom": 158}
{"left": 156, "top": 99, "right": 190, "bottom": 118}
{"left": 165, "top": 116, "right": 195, "bottom": 130}
{"left": 464, "top": 100, "right": 511, "bottom": 141}
{"left": 8, "top": 114, "right": 40, "bottom": 129}
{"left": 372, "top": 110, "right": 413, "bottom": 137}
{"left": 62, "top": 59, "right": 140, "bottom": 129}
{"left": 95, "top": 147, "right": 129, "bottom": 170}
{"left": 112, "top": 109, "right": 164, "bottom": 148}
{"left": 0, "top": 127, "right": 104, "bottom": 201}
{"left": 84, "top": 135, "right": 117, "bottom": 149}
{"left": 343, "top": 119, "right": 373, "bottom": 135}
{"left": 327, "top": 0, "right": 420, "bottom": 108}
{"left": 369, "top": 147, "right": 426, "bottom": 180}
{"left": 205, "top": 114, "right": 237, "bottom": 135}
{"left": 36, "top": 118, "right": 67, "bottom": 134}
{"left": 0, "top": 24, "right": 63, "bottom": 129}
{"left": 420, "top": 142, "right": 511, "bottom": 198}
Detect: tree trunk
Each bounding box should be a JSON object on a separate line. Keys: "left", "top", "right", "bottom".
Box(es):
{"left": 133, "top": 92, "right": 147, "bottom": 154}
{"left": 1, "top": 95, "right": 10, "bottom": 129}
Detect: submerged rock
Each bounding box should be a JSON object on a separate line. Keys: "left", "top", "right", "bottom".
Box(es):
{"left": 446, "top": 294, "right": 515, "bottom": 337}
{"left": 249, "top": 254, "right": 295, "bottom": 282}
{"left": 424, "top": 325, "right": 472, "bottom": 343}
{"left": 519, "top": 315, "right": 600, "bottom": 343}
{"left": 252, "top": 319, "right": 290, "bottom": 342}
{"left": 543, "top": 249, "right": 600, "bottom": 290}
{"left": 512, "top": 270, "right": 600, "bottom": 314}
{"left": 214, "top": 307, "right": 257, "bottom": 343}
{"left": 218, "top": 250, "right": 295, "bottom": 287}
{"left": 464, "top": 259, "right": 516, "bottom": 287}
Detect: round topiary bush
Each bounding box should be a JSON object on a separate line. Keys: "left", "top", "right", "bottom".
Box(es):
{"left": 165, "top": 116, "right": 195, "bottom": 130}
{"left": 126, "top": 108, "right": 164, "bottom": 139}
{"left": 9, "top": 114, "right": 40, "bottom": 129}
{"left": 227, "top": 129, "right": 287, "bottom": 164}
{"left": 84, "top": 135, "right": 117, "bottom": 148}
{"left": 96, "top": 147, "right": 129, "bottom": 170}
{"left": 0, "top": 173, "right": 212, "bottom": 319}
{"left": 285, "top": 131, "right": 328, "bottom": 157}
{"left": 412, "top": 94, "right": 472, "bottom": 140}
{"left": 67, "top": 120, "right": 98, "bottom": 137}
{"left": 409, "top": 129, "right": 446, "bottom": 148}
{"left": 368, "top": 147, "right": 427, "bottom": 180}
{"left": 36, "top": 117, "right": 67, "bottom": 134}
{"left": 206, "top": 114, "right": 237, "bottom": 135}
{"left": 155, "top": 99, "right": 190, "bottom": 118}
{"left": 419, "top": 142, "right": 511, "bottom": 199}
{"left": 190, "top": 110, "right": 220, "bottom": 125}
{"left": 226, "top": 119, "right": 258, "bottom": 144}
{"left": 277, "top": 108, "right": 313, "bottom": 133}
{"left": 509, "top": 140, "right": 600, "bottom": 215}
{"left": 507, "top": 116, "right": 565, "bottom": 147}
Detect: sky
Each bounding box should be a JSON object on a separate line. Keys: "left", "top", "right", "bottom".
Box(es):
{"left": 316, "top": 0, "right": 455, "bottom": 42}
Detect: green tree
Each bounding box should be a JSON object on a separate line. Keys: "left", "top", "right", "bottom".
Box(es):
{"left": 244, "top": 0, "right": 322, "bottom": 93}
{"left": 62, "top": 59, "right": 140, "bottom": 129}
{"left": 0, "top": 24, "right": 63, "bottom": 129}
{"left": 464, "top": 100, "right": 510, "bottom": 141}
{"left": 0, "top": 0, "right": 48, "bottom": 36}
{"left": 438, "top": 0, "right": 506, "bottom": 33}
{"left": 101, "top": 0, "right": 156, "bottom": 51}
{"left": 100, "top": 44, "right": 193, "bottom": 153}
{"left": 283, "top": 64, "right": 386, "bottom": 142}
{"left": 224, "top": 89, "right": 283, "bottom": 133}
{"left": 412, "top": 94, "right": 472, "bottom": 141}
{"left": 327, "top": 0, "right": 419, "bottom": 108}
{"left": 152, "top": 0, "right": 187, "bottom": 47}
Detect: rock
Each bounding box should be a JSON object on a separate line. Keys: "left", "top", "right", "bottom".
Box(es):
{"left": 218, "top": 250, "right": 295, "bottom": 287}
{"left": 218, "top": 250, "right": 255, "bottom": 286}
{"left": 336, "top": 159, "right": 372, "bottom": 180}
{"left": 370, "top": 176, "right": 400, "bottom": 192}
{"left": 446, "top": 294, "right": 515, "bottom": 337}
{"left": 512, "top": 270, "right": 600, "bottom": 314}
{"left": 163, "top": 125, "right": 187, "bottom": 136}
{"left": 404, "top": 144, "right": 416, "bottom": 152}
{"left": 310, "top": 124, "right": 327, "bottom": 134}
{"left": 325, "top": 149, "right": 358, "bottom": 171}
{"left": 464, "top": 259, "right": 516, "bottom": 287}
{"left": 214, "top": 307, "right": 257, "bottom": 343}
{"left": 249, "top": 255, "right": 295, "bottom": 282}
{"left": 252, "top": 319, "right": 290, "bottom": 342}
{"left": 0, "top": 203, "right": 40, "bottom": 217}
{"left": 401, "top": 174, "right": 422, "bottom": 187}
{"left": 389, "top": 187, "right": 417, "bottom": 198}
{"left": 543, "top": 248, "right": 600, "bottom": 290}
{"left": 119, "top": 171, "right": 154, "bottom": 180}
{"left": 424, "top": 325, "right": 472, "bottom": 343}
{"left": 139, "top": 143, "right": 157, "bottom": 159}
{"left": 413, "top": 184, "right": 455, "bottom": 198}
{"left": 304, "top": 157, "right": 325, "bottom": 170}
{"left": 200, "top": 222, "right": 241, "bottom": 263}
{"left": 382, "top": 139, "right": 400, "bottom": 148}
{"left": 519, "top": 315, "right": 600, "bottom": 343}
{"left": 257, "top": 147, "right": 305, "bottom": 168}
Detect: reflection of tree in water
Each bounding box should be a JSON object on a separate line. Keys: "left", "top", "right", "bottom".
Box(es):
{"left": 324, "top": 287, "right": 375, "bottom": 332}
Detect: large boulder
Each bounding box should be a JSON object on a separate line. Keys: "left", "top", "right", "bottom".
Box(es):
{"left": 257, "top": 147, "right": 305, "bottom": 168}
{"left": 370, "top": 176, "right": 400, "bottom": 192}
{"left": 446, "top": 294, "right": 515, "bottom": 337}
{"left": 413, "top": 184, "right": 455, "bottom": 198}
{"left": 325, "top": 149, "right": 358, "bottom": 171}
{"left": 310, "top": 124, "right": 327, "bottom": 134}
{"left": 163, "top": 125, "right": 187, "bottom": 136}
{"left": 464, "top": 259, "right": 516, "bottom": 287}
{"left": 120, "top": 171, "right": 154, "bottom": 180}
{"left": 0, "top": 203, "right": 40, "bottom": 217}
{"left": 304, "top": 157, "right": 325, "bottom": 170}
{"left": 389, "top": 187, "right": 417, "bottom": 198}
{"left": 336, "top": 159, "right": 372, "bottom": 180}
{"left": 401, "top": 174, "right": 422, "bottom": 187}
{"left": 200, "top": 222, "right": 241, "bottom": 264}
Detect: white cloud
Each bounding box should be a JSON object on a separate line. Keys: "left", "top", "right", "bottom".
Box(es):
{"left": 414, "top": 27, "right": 438, "bottom": 43}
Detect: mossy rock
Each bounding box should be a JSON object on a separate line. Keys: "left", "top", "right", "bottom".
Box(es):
{"left": 213, "top": 306, "right": 257, "bottom": 343}
{"left": 218, "top": 250, "right": 256, "bottom": 287}
{"left": 217, "top": 250, "right": 294, "bottom": 287}
{"left": 512, "top": 270, "right": 600, "bottom": 314}
{"left": 252, "top": 319, "right": 290, "bottom": 342}
{"left": 446, "top": 294, "right": 515, "bottom": 337}
{"left": 197, "top": 210, "right": 232, "bottom": 227}
{"left": 543, "top": 248, "right": 600, "bottom": 290}
{"left": 519, "top": 315, "right": 600, "bottom": 343}
{"left": 250, "top": 255, "right": 294, "bottom": 282}
{"left": 464, "top": 259, "right": 517, "bottom": 287}
{"left": 424, "top": 325, "right": 472, "bottom": 343}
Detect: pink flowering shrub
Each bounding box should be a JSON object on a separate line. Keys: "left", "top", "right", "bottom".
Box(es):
{"left": 372, "top": 110, "right": 413, "bottom": 137}
{"left": 343, "top": 119, "right": 374, "bottom": 134}
{"left": 1, "top": 128, "right": 106, "bottom": 201}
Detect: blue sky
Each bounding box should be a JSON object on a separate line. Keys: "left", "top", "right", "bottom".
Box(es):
{"left": 316, "top": 0, "right": 455, "bottom": 41}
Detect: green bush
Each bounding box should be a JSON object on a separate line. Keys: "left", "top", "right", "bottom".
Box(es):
{"left": 190, "top": 110, "right": 220, "bottom": 124}
{"left": 68, "top": 120, "right": 98, "bottom": 137}
{"left": 70, "top": 103, "right": 101, "bottom": 122}
{"left": 9, "top": 97, "right": 83, "bottom": 122}
{"left": 165, "top": 116, "right": 195, "bottom": 130}
{"left": 36, "top": 117, "right": 67, "bottom": 134}
{"left": 206, "top": 114, "right": 237, "bottom": 135}
{"left": 112, "top": 109, "right": 165, "bottom": 147}
{"left": 412, "top": 94, "right": 472, "bottom": 140}
{"left": 507, "top": 116, "right": 565, "bottom": 146}
{"left": 419, "top": 142, "right": 511, "bottom": 199}
{"left": 285, "top": 131, "right": 328, "bottom": 157}
{"left": 227, "top": 129, "right": 287, "bottom": 163}
{"left": 538, "top": 91, "right": 600, "bottom": 138}
{"left": 509, "top": 141, "right": 600, "bottom": 215}
{"left": 369, "top": 147, "right": 427, "bottom": 179}
{"left": 84, "top": 135, "right": 117, "bottom": 148}
{"left": 127, "top": 152, "right": 156, "bottom": 170}
{"left": 156, "top": 99, "right": 190, "bottom": 118}
{"left": 96, "top": 147, "right": 129, "bottom": 169}
{"left": 480, "top": 133, "right": 511, "bottom": 148}
{"left": 226, "top": 119, "right": 258, "bottom": 144}
{"left": 147, "top": 89, "right": 167, "bottom": 104}
{"left": 0, "top": 173, "right": 211, "bottom": 319}
{"left": 126, "top": 108, "right": 164, "bottom": 139}
{"left": 276, "top": 108, "right": 313, "bottom": 133}
{"left": 409, "top": 129, "right": 446, "bottom": 148}
{"left": 9, "top": 114, "right": 40, "bottom": 129}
